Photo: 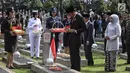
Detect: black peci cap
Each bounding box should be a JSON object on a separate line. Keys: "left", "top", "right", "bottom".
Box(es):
{"left": 6, "top": 7, "right": 14, "bottom": 15}
{"left": 66, "top": 5, "right": 75, "bottom": 13}
{"left": 106, "top": 12, "right": 112, "bottom": 16}
{"left": 82, "top": 12, "right": 90, "bottom": 18}
{"left": 6, "top": 7, "right": 14, "bottom": 13}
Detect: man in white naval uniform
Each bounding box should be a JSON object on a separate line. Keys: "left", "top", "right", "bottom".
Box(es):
{"left": 27, "top": 10, "right": 43, "bottom": 58}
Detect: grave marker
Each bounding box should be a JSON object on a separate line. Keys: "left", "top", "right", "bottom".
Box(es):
{"left": 42, "top": 29, "right": 51, "bottom": 64}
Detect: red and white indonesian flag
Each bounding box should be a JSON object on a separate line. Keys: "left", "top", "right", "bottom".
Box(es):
{"left": 49, "top": 35, "right": 57, "bottom": 60}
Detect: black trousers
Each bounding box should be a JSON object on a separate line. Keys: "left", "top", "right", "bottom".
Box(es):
{"left": 102, "top": 28, "right": 105, "bottom": 38}
{"left": 104, "top": 39, "right": 107, "bottom": 52}
{"left": 127, "top": 43, "right": 130, "bottom": 63}
{"left": 69, "top": 44, "right": 81, "bottom": 71}
{"left": 84, "top": 43, "right": 94, "bottom": 64}
{"left": 83, "top": 32, "right": 93, "bottom": 64}
{"left": 121, "top": 35, "right": 126, "bottom": 53}
{"left": 69, "top": 34, "right": 81, "bottom": 71}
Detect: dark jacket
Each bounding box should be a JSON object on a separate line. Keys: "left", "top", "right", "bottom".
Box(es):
{"left": 84, "top": 21, "right": 94, "bottom": 44}
{"left": 46, "top": 16, "right": 61, "bottom": 29}
{"left": 126, "top": 20, "right": 130, "bottom": 44}
{"left": 62, "top": 19, "right": 71, "bottom": 46}
{"left": 69, "top": 14, "right": 86, "bottom": 46}
{"left": 1, "top": 17, "right": 17, "bottom": 52}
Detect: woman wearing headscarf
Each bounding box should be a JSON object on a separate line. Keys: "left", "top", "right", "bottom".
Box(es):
{"left": 27, "top": 10, "right": 42, "bottom": 59}
{"left": 104, "top": 14, "right": 121, "bottom": 72}
{"left": 1, "top": 7, "right": 17, "bottom": 69}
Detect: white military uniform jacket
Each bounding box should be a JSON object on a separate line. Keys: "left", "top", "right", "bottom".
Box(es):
{"left": 28, "top": 17, "right": 42, "bottom": 34}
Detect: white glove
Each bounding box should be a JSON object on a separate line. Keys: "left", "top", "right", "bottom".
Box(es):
{"left": 86, "top": 41, "right": 89, "bottom": 45}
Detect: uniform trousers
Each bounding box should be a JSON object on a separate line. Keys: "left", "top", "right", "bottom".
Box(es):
{"left": 29, "top": 33, "right": 41, "bottom": 57}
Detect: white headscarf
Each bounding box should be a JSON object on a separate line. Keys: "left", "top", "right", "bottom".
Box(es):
{"left": 110, "top": 14, "right": 120, "bottom": 25}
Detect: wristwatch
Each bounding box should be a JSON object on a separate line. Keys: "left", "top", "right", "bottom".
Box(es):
{"left": 75, "top": 30, "right": 77, "bottom": 33}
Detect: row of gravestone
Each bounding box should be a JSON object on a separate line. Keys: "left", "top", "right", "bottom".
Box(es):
{"left": 0, "top": 66, "right": 15, "bottom": 73}
{"left": 2, "top": 50, "right": 81, "bottom": 73}
{"left": 0, "top": 36, "right": 81, "bottom": 73}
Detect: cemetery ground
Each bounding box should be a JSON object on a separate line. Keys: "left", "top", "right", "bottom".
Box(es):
{"left": 0, "top": 39, "right": 130, "bottom": 73}
{"left": 0, "top": 49, "right": 130, "bottom": 73}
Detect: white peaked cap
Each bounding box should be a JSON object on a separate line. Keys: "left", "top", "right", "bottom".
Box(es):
{"left": 32, "top": 10, "right": 38, "bottom": 13}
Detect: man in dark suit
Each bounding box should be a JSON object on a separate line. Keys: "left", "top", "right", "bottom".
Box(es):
{"left": 65, "top": 5, "right": 86, "bottom": 71}
{"left": 126, "top": 15, "right": 130, "bottom": 64}
{"left": 82, "top": 12, "right": 94, "bottom": 66}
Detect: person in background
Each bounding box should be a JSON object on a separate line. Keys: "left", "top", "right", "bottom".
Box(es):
{"left": 20, "top": 15, "right": 24, "bottom": 29}
{"left": 0, "top": 12, "right": 6, "bottom": 24}
{"left": 82, "top": 12, "right": 94, "bottom": 66}
{"left": 120, "top": 15, "right": 127, "bottom": 53}
{"left": 94, "top": 15, "right": 98, "bottom": 38}
{"left": 126, "top": 14, "right": 130, "bottom": 64}
{"left": 103, "top": 12, "right": 112, "bottom": 52}
{"left": 62, "top": 14, "right": 71, "bottom": 54}
{"left": 65, "top": 5, "right": 86, "bottom": 71}
{"left": 0, "top": 12, "right": 6, "bottom": 36}
{"left": 25, "top": 16, "right": 30, "bottom": 50}
{"left": 27, "top": 10, "right": 42, "bottom": 59}
{"left": 25, "top": 16, "right": 29, "bottom": 28}
{"left": 97, "top": 16, "right": 102, "bottom": 37}
{"left": 102, "top": 14, "right": 108, "bottom": 38}
{"left": 104, "top": 14, "right": 121, "bottom": 72}
{"left": 1, "top": 7, "right": 17, "bottom": 69}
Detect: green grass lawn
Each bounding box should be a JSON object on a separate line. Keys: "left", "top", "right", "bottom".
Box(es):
{"left": 96, "top": 42, "right": 104, "bottom": 45}
{"left": 12, "top": 69, "right": 34, "bottom": 73}
{"left": 81, "top": 53, "right": 130, "bottom": 73}
{"left": 0, "top": 57, "right": 34, "bottom": 73}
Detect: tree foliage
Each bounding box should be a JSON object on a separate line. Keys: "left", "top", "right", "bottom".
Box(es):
{"left": 19, "top": 0, "right": 43, "bottom": 9}
{"left": 43, "top": 1, "right": 53, "bottom": 11}
{"left": 29, "top": 0, "right": 43, "bottom": 9}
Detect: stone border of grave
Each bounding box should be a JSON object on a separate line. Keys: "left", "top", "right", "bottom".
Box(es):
{"left": 92, "top": 49, "right": 105, "bottom": 55}
{"left": 95, "top": 38, "right": 104, "bottom": 42}
{"left": 0, "top": 65, "right": 15, "bottom": 73}
{"left": 31, "top": 63, "right": 80, "bottom": 73}
{"left": 19, "top": 48, "right": 88, "bottom": 67}
{"left": 0, "top": 48, "right": 6, "bottom": 57}
{"left": 92, "top": 48, "right": 128, "bottom": 60}
{"left": 126, "top": 66, "right": 130, "bottom": 71}
{"left": 56, "top": 57, "right": 87, "bottom": 67}
{"left": 19, "top": 49, "right": 43, "bottom": 56}
{"left": 119, "top": 53, "right": 127, "bottom": 60}
{"left": 2, "top": 56, "right": 34, "bottom": 68}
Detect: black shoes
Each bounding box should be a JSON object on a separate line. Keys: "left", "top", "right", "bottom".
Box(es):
{"left": 105, "top": 70, "right": 116, "bottom": 72}
{"left": 31, "top": 57, "right": 40, "bottom": 59}
{"left": 36, "top": 57, "right": 39, "bottom": 59}
{"left": 88, "top": 62, "right": 94, "bottom": 66}
{"left": 124, "top": 62, "right": 130, "bottom": 64}
{"left": 6, "top": 65, "right": 15, "bottom": 69}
